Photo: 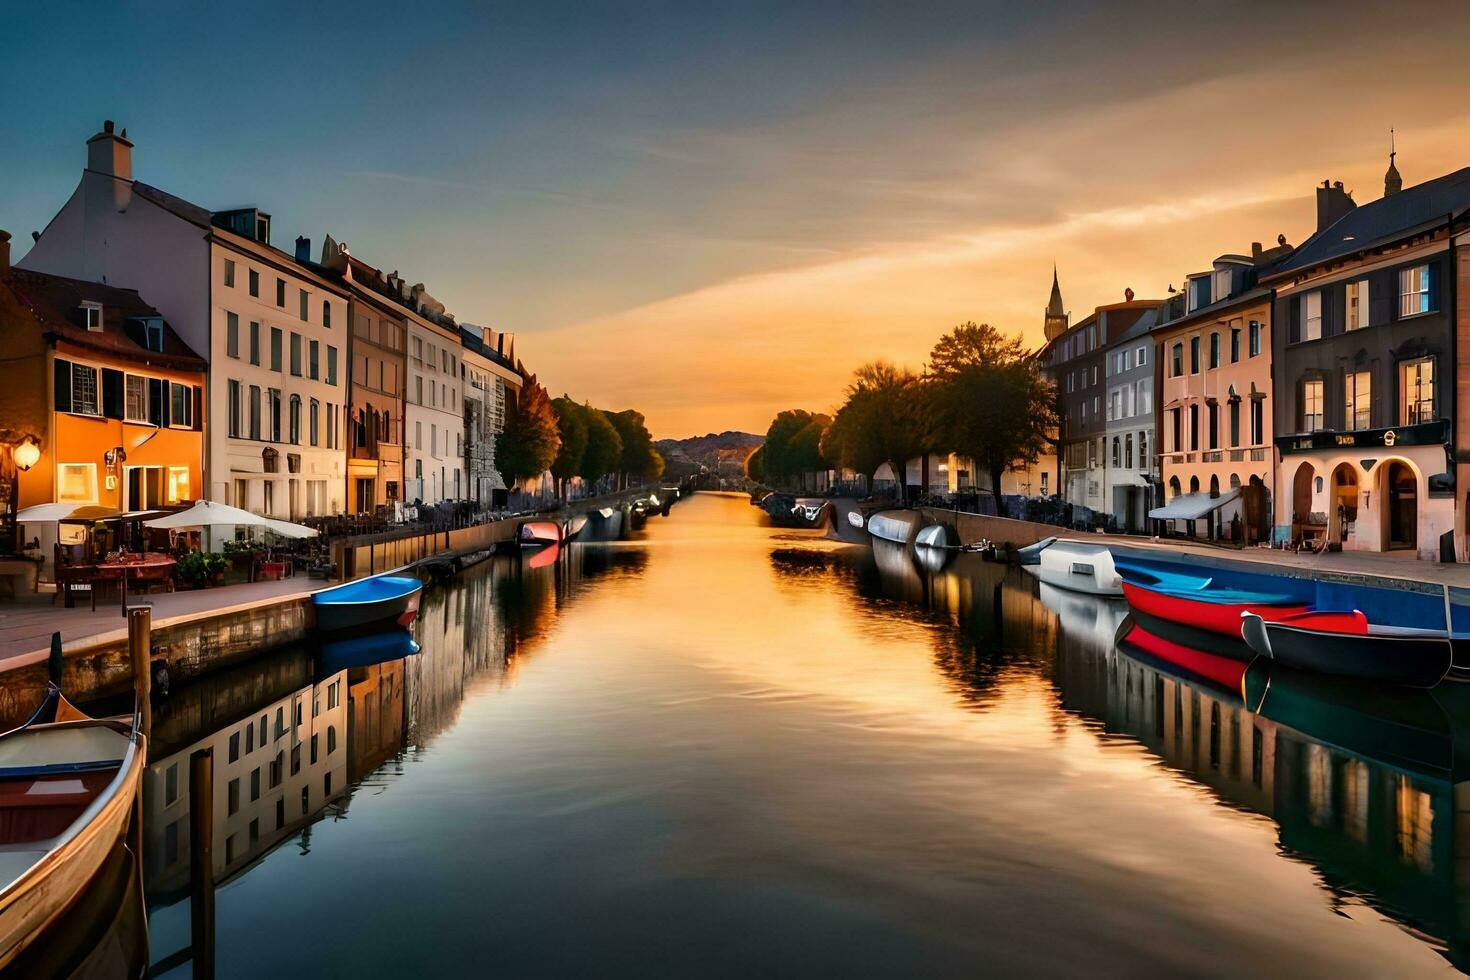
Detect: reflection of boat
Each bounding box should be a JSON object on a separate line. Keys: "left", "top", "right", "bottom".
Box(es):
{"left": 1241, "top": 611, "right": 1453, "bottom": 689}
{"left": 519, "top": 521, "right": 562, "bottom": 547}
{"left": 915, "top": 523, "right": 957, "bottom": 550}
{"left": 791, "top": 499, "right": 830, "bottom": 525}
{"left": 528, "top": 541, "right": 561, "bottom": 569}
{"left": 1036, "top": 582, "right": 1129, "bottom": 654}
{"left": 867, "top": 510, "right": 918, "bottom": 546}
{"left": 0, "top": 689, "right": 144, "bottom": 969}
{"left": 313, "top": 573, "right": 423, "bottom": 633}
{"left": 1118, "top": 622, "right": 1250, "bottom": 696}
{"left": 565, "top": 515, "right": 589, "bottom": 541}
{"left": 1015, "top": 536, "right": 1056, "bottom": 566}
{"left": 318, "top": 627, "right": 421, "bottom": 675}
{"left": 1025, "top": 539, "right": 1120, "bottom": 596}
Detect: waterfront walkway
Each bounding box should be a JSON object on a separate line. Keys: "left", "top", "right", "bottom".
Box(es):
{"left": 0, "top": 577, "right": 313, "bottom": 667}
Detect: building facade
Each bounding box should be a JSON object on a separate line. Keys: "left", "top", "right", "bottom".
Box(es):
{"left": 0, "top": 253, "right": 206, "bottom": 571}
{"left": 1101, "top": 309, "right": 1157, "bottom": 532}
{"left": 18, "top": 121, "right": 350, "bottom": 522}
{"left": 1262, "top": 164, "right": 1470, "bottom": 559}
{"left": 404, "top": 302, "right": 465, "bottom": 505}
{"left": 459, "top": 323, "right": 520, "bottom": 508}
{"left": 1153, "top": 244, "right": 1288, "bottom": 542}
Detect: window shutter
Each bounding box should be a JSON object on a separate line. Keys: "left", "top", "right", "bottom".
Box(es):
{"left": 1289, "top": 297, "right": 1300, "bottom": 343}
{"left": 102, "top": 368, "right": 125, "bottom": 419}
{"left": 194, "top": 385, "right": 204, "bottom": 430}
{"left": 1429, "top": 262, "right": 1441, "bottom": 312}
{"left": 149, "top": 378, "right": 166, "bottom": 427}
{"left": 53, "top": 358, "right": 72, "bottom": 412}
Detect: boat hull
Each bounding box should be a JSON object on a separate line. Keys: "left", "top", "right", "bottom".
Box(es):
{"left": 1121, "top": 581, "right": 1309, "bottom": 638}
{"left": 1244, "top": 614, "right": 1453, "bottom": 689}
{"left": 313, "top": 575, "right": 423, "bottom": 634}
{"left": 519, "top": 521, "right": 562, "bottom": 547}
{"left": 1027, "top": 540, "right": 1121, "bottom": 596}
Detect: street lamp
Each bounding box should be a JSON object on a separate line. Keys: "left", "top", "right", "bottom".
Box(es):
{"left": 12, "top": 437, "right": 40, "bottom": 472}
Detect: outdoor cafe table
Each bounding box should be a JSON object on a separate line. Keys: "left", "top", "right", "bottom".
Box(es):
{"left": 97, "top": 555, "right": 177, "bottom": 616}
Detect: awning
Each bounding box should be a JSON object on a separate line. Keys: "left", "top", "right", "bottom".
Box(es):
{"left": 15, "top": 503, "right": 120, "bottom": 523}
{"left": 1149, "top": 488, "right": 1241, "bottom": 521}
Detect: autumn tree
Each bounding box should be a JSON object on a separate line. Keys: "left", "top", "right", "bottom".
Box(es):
{"left": 495, "top": 373, "right": 561, "bottom": 488}
{"left": 927, "top": 322, "right": 1055, "bottom": 517}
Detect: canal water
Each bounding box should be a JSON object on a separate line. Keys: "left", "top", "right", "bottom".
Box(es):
{"left": 118, "top": 491, "right": 1470, "bottom": 975}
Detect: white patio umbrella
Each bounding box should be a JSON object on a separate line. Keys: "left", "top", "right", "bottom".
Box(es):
{"left": 144, "top": 500, "right": 318, "bottom": 539}
{"left": 15, "top": 503, "right": 120, "bottom": 522}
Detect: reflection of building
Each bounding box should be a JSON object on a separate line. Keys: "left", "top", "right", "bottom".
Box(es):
{"left": 143, "top": 669, "right": 349, "bottom": 898}
{"left": 20, "top": 121, "right": 351, "bottom": 521}
{"left": 348, "top": 659, "right": 405, "bottom": 782}
{"left": 1261, "top": 159, "right": 1470, "bottom": 559}
{"left": 0, "top": 253, "right": 206, "bottom": 568}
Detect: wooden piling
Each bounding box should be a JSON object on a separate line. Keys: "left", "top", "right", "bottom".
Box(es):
{"left": 127, "top": 606, "right": 151, "bottom": 743}
{"left": 189, "top": 747, "right": 215, "bottom": 980}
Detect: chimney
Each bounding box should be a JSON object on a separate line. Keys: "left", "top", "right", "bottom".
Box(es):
{"left": 86, "top": 119, "right": 134, "bottom": 180}
{"left": 1315, "top": 179, "right": 1356, "bottom": 232}
{"left": 1124, "top": 287, "right": 1134, "bottom": 302}
{"left": 497, "top": 333, "right": 505, "bottom": 355}
{"left": 1251, "top": 241, "right": 1263, "bottom": 261}
{"left": 295, "top": 236, "right": 311, "bottom": 264}
{"left": 0, "top": 230, "right": 10, "bottom": 274}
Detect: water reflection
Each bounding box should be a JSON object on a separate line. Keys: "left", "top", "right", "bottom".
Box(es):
{"left": 115, "top": 494, "right": 1470, "bottom": 975}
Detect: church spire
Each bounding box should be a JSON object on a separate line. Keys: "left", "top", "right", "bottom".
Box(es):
{"left": 1044, "top": 265, "right": 1069, "bottom": 340}
{"left": 1384, "top": 128, "right": 1402, "bottom": 197}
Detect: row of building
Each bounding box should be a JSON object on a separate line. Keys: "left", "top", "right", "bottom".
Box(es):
{"left": 0, "top": 121, "right": 526, "bottom": 541}
{"left": 1039, "top": 148, "right": 1470, "bottom": 560}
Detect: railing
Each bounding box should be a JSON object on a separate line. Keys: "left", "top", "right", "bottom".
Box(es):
{"left": 1249, "top": 448, "right": 1266, "bottom": 461}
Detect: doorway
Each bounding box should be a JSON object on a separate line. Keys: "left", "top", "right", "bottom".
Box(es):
{"left": 1329, "top": 464, "right": 1358, "bottom": 546}
{"left": 355, "top": 478, "right": 376, "bottom": 514}
{"left": 1386, "top": 462, "right": 1417, "bottom": 550}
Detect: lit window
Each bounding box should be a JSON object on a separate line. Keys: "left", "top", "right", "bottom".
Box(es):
{"left": 166, "top": 466, "right": 190, "bottom": 503}
{"left": 1344, "top": 370, "right": 1371, "bottom": 430}
{"left": 1301, "top": 379, "right": 1324, "bottom": 432}
{"left": 1400, "top": 358, "right": 1434, "bottom": 424}
{"left": 1346, "top": 280, "right": 1370, "bottom": 330}
{"left": 57, "top": 464, "right": 97, "bottom": 502}
{"left": 1300, "top": 292, "right": 1322, "bottom": 341}
{"left": 1399, "top": 265, "right": 1431, "bottom": 317}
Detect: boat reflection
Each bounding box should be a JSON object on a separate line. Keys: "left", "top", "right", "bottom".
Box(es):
{"left": 847, "top": 537, "right": 1470, "bottom": 970}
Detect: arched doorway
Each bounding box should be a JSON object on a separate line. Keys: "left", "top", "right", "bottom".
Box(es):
{"left": 1189, "top": 475, "right": 1200, "bottom": 494}
{"left": 1292, "top": 463, "right": 1315, "bottom": 524}
{"left": 1168, "top": 476, "right": 1181, "bottom": 499}
{"left": 1385, "top": 461, "right": 1417, "bottom": 551}
{"left": 1329, "top": 463, "right": 1358, "bottom": 547}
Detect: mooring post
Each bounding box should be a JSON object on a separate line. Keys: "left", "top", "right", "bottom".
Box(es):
{"left": 189, "top": 747, "right": 216, "bottom": 980}
{"left": 127, "top": 606, "right": 151, "bottom": 742}
{"left": 47, "top": 631, "right": 63, "bottom": 687}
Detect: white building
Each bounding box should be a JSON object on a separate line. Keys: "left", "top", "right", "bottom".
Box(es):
{"left": 19, "top": 121, "right": 350, "bottom": 520}
{"left": 404, "top": 301, "right": 465, "bottom": 505}
{"left": 459, "top": 323, "right": 520, "bottom": 507}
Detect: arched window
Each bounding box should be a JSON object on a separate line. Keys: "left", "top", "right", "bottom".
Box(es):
{"left": 322, "top": 300, "right": 332, "bottom": 328}
{"left": 1168, "top": 476, "right": 1181, "bottom": 499}
{"left": 1209, "top": 474, "right": 1220, "bottom": 496}
{"left": 1229, "top": 473, "right": 1241, "bottom": 489}
{"left": 309, "top": 399, "right": 320, "bottom": 446}
{"left": 288, "top": 395, "right": 301, "bottom": 444}
{"left": 1125, "top": 433, "right": 1133, "bottom": 469}
{"left": 1112, "top": 436, "right": 1121, "bottom": 467}
{"left": 1209, "top": 332, "right": 1221, "bottom": 369}
{"left": 1189, "top": 475, "right": 1200, "bottom": 494}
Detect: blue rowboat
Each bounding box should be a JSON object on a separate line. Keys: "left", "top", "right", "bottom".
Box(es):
{"left": 317, "top": 628, "right": 420, "bottom": 677}
{"left": 312, "top": 574, "right": 423, "bottom": 635}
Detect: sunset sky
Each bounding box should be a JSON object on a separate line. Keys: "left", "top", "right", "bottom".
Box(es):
{"left": 6, "top": 1, "right": 1470, "bottom": 437}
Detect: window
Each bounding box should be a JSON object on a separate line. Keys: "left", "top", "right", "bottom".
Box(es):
{"left": 416, "top": 420, "right": 422, "bottom": 449}
{"left": 416, "top": 376, "right": 424, "bottom": 404}
{"left": 1301, "top": 379, "right": 1324, "bottom": 432}
{"left": 229, "top": 731, "right": 240, "bottom": 763}
{"left": 248, "top": 385, "right": 262, "bottom": 440}
{"left": 1111, "top": 436, "right": 1120, "bottom": 467}
{"left": 1189, "top": 404, "right": 1199, "bottom": 450}
{"left": 309, "top": 340, "right": 320, "bottom": 380}
{"left": 1229, "top": 399, "right": 1240, "bottom": 447}
{"left": 1300, "top": 292, "right": 1322, "bottom": 341}
{"left": 57, "top": 463, "right": 97, "bottom": 503}
{"left": 227, "top": 379, "right": 241, "bottom": 437}
{"left": 1399, "top": 265, "right": 1431, "bottom": 317}
{"left": 1209, "top": 333, "right": 1220, "bottom": 369}
{"left": 246, "top": 722, "right": 254, "bottom": 754}
{"left": 249, "top": 269, "right": 259, "bottom": 297}
{"left": 270, "top": 328, "right": 283, "bottom": 371}
{"left": 327, "top": 725, "right": 337, "bottom": 754}
{"left": 299, "top": 289, "right": 309, "bottom": 322}
{"left": 1124, "top": 433, "right": 1133, "bottom": 469}
{"left": 1345, "top": 370, "right": 1371, "bottom": 430}
{"left": 289, "top": 394, "right": 302, "bottom": 444}
{"left": 1137, "top": 380, "right": 1152, "bottom": 416}
{"left": 1346, "top": 280, "right": 1370, "bottom": 330}
{"left": 250, "top": 767, "right": 260, "bottom": 802}
{"left": 1136, "top": 345, "right": 1147, "bottom": 367}
{"left": 310, "top": 398, "right": 320, "bottom": 446}
{"left": 1208, "top": 403, "right": 1218, "bottom": 448}
{"left": 1189, "top": 336, "right": 1200, "bottom": 374}
{"left": 227, "top": 778, "right": 240, "bottom": 816}
{"left": 310, "top": 733, "right": 319, "bottom": 765}
{"left": 276, "top": 278, "right": 286, "bottom": 307}
{"left": 1400, "top": 358, "right": 1434, "bottom": 424}
{"left": 1138, "top": 429, "right": 1147, "bottom": 464}
{"left": 224, "top": 258, "right": 236, "bottom": 288}
{"left": 327, "top": 346, "right": 338, "bottom": 385}
{"left": 167, "top": 466, "right": 190, "bottom": 503}
{"left": 268, "top": 389, "right": 282, "bottom": 441}
{"left": 290, "top": 332, "right": 302, "bottom": 376}
{"left": 226, "top": 311, "right": 240, "bottom": 357}
{"left": 1249, "top": 320, "right": 1262, "bottom": 357}
{"left": 170, "top": 382, "right": 193, "bottom": 428}
{"left": 264, "top": 479, "right": 275, "bottom": 514}
{"left": 1230, "top": 328, "right": 1240, "bottom": 363}
{"left": 1170, "top": 342, "right": 1183, "bottom": 378}
{"left": 82, "top": 302, "right": 103, "bottom": 331}
{"left": 125, "top": 375, "right": 149, "bottom": 422}
{"left": 247, "top": 320, "right": 260, "bottom": 365}
{"left": 323, "top": 300, "right": 332, "bottom": 328}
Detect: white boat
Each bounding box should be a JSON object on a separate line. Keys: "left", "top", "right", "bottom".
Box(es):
{"left": 867, "top": 510, "right": 919, "bottom": 546}
{"left": 914, "top": 523, "right": 958, "bottom": 550}
{"left": 0, "top": 689, "right": 145, "bottom": 968}
{"left": 1023, "top": 539, "right": 1121, "bottom": 596}
{"left": 846, "top": 510, "right": 865, "bottom": 530}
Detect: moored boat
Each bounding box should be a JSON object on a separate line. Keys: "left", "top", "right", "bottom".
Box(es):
{"left": 1024, "top": 539, "right": 1121, "bottom": 596}
{"left": 1241, "top": 610, "right": 1453, "bottom": 689}
{"left": 1115, "top": 559, "right": 1320, "bottom": 637}
{"left": 519, "top": 520, "right": 562, "bottom": 548}
{"left": 0, "top": 688, "right": 144, "bottom": 969}
{"left": 867, "top": 510, "right": 919, "bottom": 546}
{"left": 1015, "top": 536, "right": 1057, "bottom": 566}
{"left": 914, "top": 523, "right": 958, "bottom": 550}
{"left": 312, "top": 573, "right": 423, "bottom": 634}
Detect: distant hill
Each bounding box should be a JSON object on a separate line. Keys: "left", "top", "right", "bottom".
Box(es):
{"left": 657, "top": 430, "right": 763, "bottom": 477}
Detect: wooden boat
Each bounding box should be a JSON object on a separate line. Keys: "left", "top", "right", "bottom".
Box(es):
{"left": 1126, "top": 606, "right": 1254, "bottom": 661}
{"left": 1241, "top": 610, "right": 1453, "bottom": 689}
{"left": 867, "top": 510, "right": 919, "bottom": 546}
{"left": 312, "top": 573, "right": 423, "bottom": 634}
{"left": 318, "top": 627, "right": 421, "bottom": 676}
{"left": 1115, "top": 559, "right": 1327, "bottom": 638}
{"left": 519, "top": 520, "right": 562, "bottom": 548}
{"left": 0, "top": 688, "right": 144, "bottom": 970}
{"left": 1117, "top": 622, "right": 1251, "bottom": 696}
{"left": 1015, "top": 536, "right": 1057, "bottom": 567}
{"left": 1024, "top": 539, "right": 1121, "bottom": 596}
